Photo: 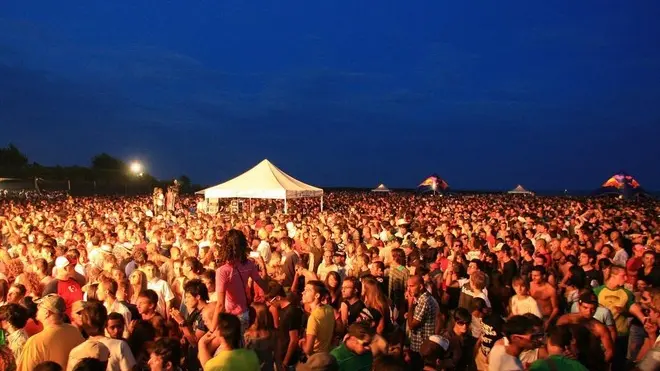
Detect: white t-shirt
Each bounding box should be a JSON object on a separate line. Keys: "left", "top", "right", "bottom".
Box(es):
{"left": 97, "top": 337, "right": 137, "bottom": 371}
{"left": 510, "top": 295, "right": 542, "bottom": 318}
{"left": 488, "top": 343, "right": 524, "bottom": 371}
{"left": 104, "top": 300, "right": 132, "bottom": 338}
{"left": 257, "top": 240, "right": 271, "bottom": 264}
{"left": 147, "top": 279, "right": 175, "bottom": 316}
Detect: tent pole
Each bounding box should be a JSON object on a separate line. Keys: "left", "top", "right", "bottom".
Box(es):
{"left": 284, "top": 198, "right": 288, "bottom": 214}
{"left": 321, "top": 195, "right": 324, "bottom": 212}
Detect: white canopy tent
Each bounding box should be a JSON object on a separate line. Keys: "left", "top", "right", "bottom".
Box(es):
{"left": 508, "top": 185, "right": 534, "bottom": 195}
{"left": 371, "top": 183, "right": 391, "bottom": 193}
{"left": 196, "top": 159, "right": 324, "bottom": 213}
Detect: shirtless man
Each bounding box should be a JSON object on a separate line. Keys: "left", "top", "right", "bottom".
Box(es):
{"left": 556, "top": 291, "right": 614, "bottom": 363}
{"left": 529, "top": 265, "right": 558, "bottom": 328}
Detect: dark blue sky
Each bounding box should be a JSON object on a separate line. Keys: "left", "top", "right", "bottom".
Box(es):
{"left": 1, "top": 1, "right": 659, "bottom": 191}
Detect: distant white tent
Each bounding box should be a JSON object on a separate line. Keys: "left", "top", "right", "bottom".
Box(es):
{"left": 371, "top": 184, "right": 391, "bottom": 193}
{"left": 508, "top": 185, "right": 534, "bottom": 195}
{"left": 196, "top": 159, "right": 323, "bottom": 213}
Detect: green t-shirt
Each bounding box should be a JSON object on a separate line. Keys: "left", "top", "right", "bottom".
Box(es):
{"left": 204, "top": 349, "right": 260, "bottom": 371}
{"left": 529, "top": 355, "right": 588, "bottom": 371}
{"left": 330, "top": 343, "right": 373, "bottom": 371}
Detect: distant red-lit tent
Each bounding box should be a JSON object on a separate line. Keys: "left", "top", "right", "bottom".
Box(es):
{"left": 596, "top": 171, "right": 646, "bottom": 199}
{"left": 417, "top": 174, "right": 449, "bottom": 194}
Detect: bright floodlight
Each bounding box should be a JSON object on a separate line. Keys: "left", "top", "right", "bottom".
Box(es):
{"left": 129, "top": 161, "right": 143, "bottom": 174}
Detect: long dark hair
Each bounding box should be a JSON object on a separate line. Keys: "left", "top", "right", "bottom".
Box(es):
{"left": 217, "top": 229, "right": 249, "bottom": 265}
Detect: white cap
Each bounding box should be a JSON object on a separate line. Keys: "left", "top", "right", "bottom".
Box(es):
{"left": 428, "top": 335, "right": 450, "bottom": 351}
{"left": 55, "top": 256, "right": 70, "bottom": 269}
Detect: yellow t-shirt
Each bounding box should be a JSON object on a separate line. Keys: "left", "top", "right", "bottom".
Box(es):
{"left": 18, "top": 323, "right": 84, "bottom": 371}
{"left": 204, "top": 349, "right": 260, "bottom": 371}
{"left": 594, "top": 285, "right": 634, "bottom": 336}
{"left": 306, "top": 304, "right": 335, "bottom": 354}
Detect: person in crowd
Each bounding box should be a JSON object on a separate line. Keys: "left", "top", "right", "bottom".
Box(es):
{"left": 68, "top": 299, "right": 135, "bottom": 371}
{"left": 136, "top": 289, "right": 163, "bottom": 322}
{"left": 42, "top": 256, "right": 84, "bottom": 318}
{"left": 529, "top": 325, "right": 588, "bottom": 371}
{"left": 339, "top": 276, "right": 366, "bottom": 328}
{"left": 437, "top": 308, "right": 474, "bottom": 371}
{"left": 213, "top": 229, "right": 268, "bottom": 334}
{"left": 97, "top": 277, "right": 132, "bottom": 336}
{"left": 244, "top": 302, "right": 275, "bottom": 371}
{"left": 509, "top": 277, "right": 542, "bottom": 318}
{"left": 330, "top": 322, "right": 374, "bottom": 371}
{"left": 0, "top": 303, "right": 29, "bottom": 361}
{"left": 406, "top": 275, "right": 440, "bottom": 370}
{"left": 105, "top": 312, "right": 126, "bottom": 340}
{"left": 557, "top": 290, "right": 614, "bottom": 363}
{"left": 594, "top": 265, "right": 647, "bottom": 369}
{"left": 266, "top": 282, "right": 303, "bottom": 371}
{"left": 529, "top": 266, "right": 558, "bottom": 328}
{"left": 487, "top": 315, "right": 538, "bottom": 371}
{"left": 198, "top": 313, "right": 260, "bottom": 371}
{"left": 17, "top": 294, "right": 85, "bottom": 371}
{"left": 147, "top": 337, "right": 182, "bottom": 371}
{"left": 300, "top": 280, "right": 335, "bottom": 356}
{"left": 143, "top": 261, "right": 175, "bottom": 318}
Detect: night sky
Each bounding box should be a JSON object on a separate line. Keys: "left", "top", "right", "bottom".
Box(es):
{"left": 1, "top": 2, "right": 659, "bottom": 191}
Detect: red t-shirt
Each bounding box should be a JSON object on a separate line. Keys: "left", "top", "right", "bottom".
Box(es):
{"left": 43, "top": 278, "right": 83, "bottom": 317}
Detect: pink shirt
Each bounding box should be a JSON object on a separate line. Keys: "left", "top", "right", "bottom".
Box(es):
{"left": 215, "top": 260, "right": 260, "bottom": 315}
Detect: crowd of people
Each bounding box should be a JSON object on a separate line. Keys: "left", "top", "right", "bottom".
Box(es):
{"left": 0, "top": 192, "right": 658, "bottom": 371}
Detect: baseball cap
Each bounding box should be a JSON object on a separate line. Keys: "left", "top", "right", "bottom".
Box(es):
{"left": 35, "top": 294, "right": 66, "bottom": 315}
{"left": 578, "top": 291, "right": 598, "bottom": 306}
{"left": 69, "top": 340, "right": 110, "bottom": 364}
{"left": 55, "top": 256, "right": 71, "bottom": 269}
{"left": 72, "top": 300, "right": 88, "bottom": 314}
{"left": 296, "top": 353, "right": 338, "bottom": 371}
{"left": 420, "top": 335, "right": 450, "bottom": 360}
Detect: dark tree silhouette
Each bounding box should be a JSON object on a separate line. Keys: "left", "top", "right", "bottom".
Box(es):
{"left": 91, "top": 153, "right": 125, "bottom": 170}
{"left": 0, "top": 143, "right": 28, "bottom": 168}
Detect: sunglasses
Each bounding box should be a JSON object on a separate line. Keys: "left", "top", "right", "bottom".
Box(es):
{"left": 456, "top": 320, "right": 470, "bottom": 326}
{"left": 353, "top": 338, "right": 371, "bottom": 347}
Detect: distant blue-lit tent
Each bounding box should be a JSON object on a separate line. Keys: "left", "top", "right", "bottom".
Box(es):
{"left": 596, "top": 171, "right": 647, "bottom": 199}
{"left": 417, "top": 174, "right": 449, "bottom": 194}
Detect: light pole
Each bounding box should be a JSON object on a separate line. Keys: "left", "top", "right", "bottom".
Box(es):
{"left": 130, "top": 161, "right": 143, "bottom": 176}
{"left": 127, "top": 161, "right": 144, "bottom": 195}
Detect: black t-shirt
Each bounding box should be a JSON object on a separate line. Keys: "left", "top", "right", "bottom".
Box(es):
{"left": 501, "top": 260, "right": 518, "bottom": 287}
{"left": 479, "top": 314, "right": 504, "bottom": 358}
{"left": 346, "top": 299, "right": 367, "bottom": 326}
{"left": 519, "top": 259, "right": 534, "bottom": 278}
{"left": 583, "top": 268, "right": 603, "bottom": 288}
{"left": 638, "top": 266, "right": 660, "bottom": 287}
{"left": 276, "top": 304, "right": 303, "bottom": 366}
{"left": 282, "top": 251, "right": 299, "bottom": 287}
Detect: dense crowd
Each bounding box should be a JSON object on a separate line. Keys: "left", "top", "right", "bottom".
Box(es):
{"left": 0, "top": 192, "right": 659, "bottom": 371}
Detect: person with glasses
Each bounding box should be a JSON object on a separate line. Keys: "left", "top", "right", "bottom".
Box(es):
{"left": 435, "top": 307, "right": 474, "bottom": 371}
{"left": 487, "top": 315, "right": 537, "bottom": 371}
{"left": 330, "top": 322, "right": 375, "bottom": 371}
{"left": 528, "top": 326, "right": 588, "bottom": 371}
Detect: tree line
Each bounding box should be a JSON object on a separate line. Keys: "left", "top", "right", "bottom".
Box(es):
{"left": 0, "top": 143, "right": 197, "bottom": 192}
